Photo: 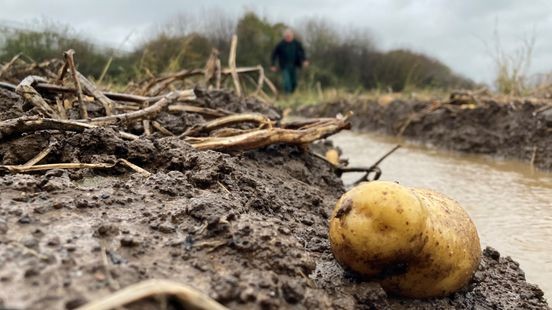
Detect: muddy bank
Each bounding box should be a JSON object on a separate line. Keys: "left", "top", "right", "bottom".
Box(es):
{"left": 0, "top": 88, "right": 548, "bottom": 309}
{"left": 299, "top": 96, "right": 552, "bottom": 170}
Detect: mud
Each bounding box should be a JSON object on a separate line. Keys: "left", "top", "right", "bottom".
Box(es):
{"left": 299, "top": 97, "right": 552, "bottom": 170}
{"left": 0, "top": 88, "right": 549, "bottom": 309}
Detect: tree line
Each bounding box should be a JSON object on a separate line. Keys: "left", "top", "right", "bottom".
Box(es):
{"left": 0, "top": 12, "right": 475, "bottom": 92}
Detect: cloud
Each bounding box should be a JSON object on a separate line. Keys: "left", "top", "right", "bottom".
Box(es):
{"left": 1, "top": 0, "right": 551, "bottom": 85}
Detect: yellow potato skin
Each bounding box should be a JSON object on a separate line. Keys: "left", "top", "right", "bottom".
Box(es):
{"left": 325, "top": 149, "right": 340, "bottom": 166}
{"left": 329, "top": 181, "right": 428, "bottom": 277}
{"left": 329, "top": 181, "right": 481, "bottom": 298}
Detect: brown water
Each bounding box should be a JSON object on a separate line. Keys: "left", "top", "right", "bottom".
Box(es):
{"left": 330, "top": 131, "right": 552, "bottom": 300}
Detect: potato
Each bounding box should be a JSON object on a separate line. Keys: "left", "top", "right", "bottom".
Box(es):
{"left": 329, "top": 181, "right": 481, "bottom": 298}
{"left": 325, "top": 148, "right": 340, "bottom": 166}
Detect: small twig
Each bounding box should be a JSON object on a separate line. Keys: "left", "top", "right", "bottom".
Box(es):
{"left": 56, "top": 60, "right": 68, "bottom": 83}
{"left": 76, "top": 71, "right": 114, "bottom": 115}
{"left": 228, "top": 34, "right": 242, "bottom": 96}
{"left": 217, "top": 181, "right": 231, "bottom": 195}
{"left": 85, "top": 91, "right": 192, "bottom": 126}
{"left": 63, "top": 49, "right": 87, "bottom": 118}
{"left": 55, "top": 98, "right": 68, "bottom": 120}
{"left": 143, "top": 119, "right": 152, "bottom": 136}
{"left": 0, "top": 53, "right": 22, "bottom": 78}
{"left": 75, "top": 279, "right": 228, "bottom": 310}
{"left": 152, "top": 121, "right": 174, "bottom": 136}
{"left": 255, "top": 65, "right": 265, "bottom": 96}
{"left": 97, "top": 56, "right": 113, "bottom": 84}
{"left": 263, "top": 75, "right": 279, "bottom": 97}
{"left": 142, "top": 99, "right": 152, "bottom": 135}
{"left": 340, "top": 145, "right": 401, "bottom": 185}
{"left": 100, "top": 241, "right": 120, "bottom": 291}
{"left": 0, "top": 159, "right": 151, "bottom": 176}
{"left": 215, "top": 58, "right": 222, "bottom": 89}
{"left": 22, "top": 143, "right": 54, "bottom": 167}
{"left": 168, "top": 104, "right": 233, "bottom": 118}
{"left": 203, "top": 48, "right": 220, "bottom": 87}
{"left": 0, "top": 116, "right": 138, "bottom": 141}
{"left": 143, "top": 69, "right": 203, "bottom": 96}
{"left": 118, "top": 159, "right": 152, "bottom": 177}
{"left": 180, "top": 113, "right": 272, "bottom": 137}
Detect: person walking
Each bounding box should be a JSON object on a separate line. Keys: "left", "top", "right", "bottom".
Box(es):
{"left": 271, "top": 28, "right": 309, "bottom": 94}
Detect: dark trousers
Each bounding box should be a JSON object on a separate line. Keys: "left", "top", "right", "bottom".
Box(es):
{"left": 281, "top": 66, "right": 297, "bottom": 94}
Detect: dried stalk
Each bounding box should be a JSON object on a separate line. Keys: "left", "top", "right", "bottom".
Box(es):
{"left": 143, "top": 69, "right": 203, "bottom": 96}
{"left": 255, "top": 65, "right": 265, "bottom": 95}
{"left": 186, "top": 116, "right": 350, "bottom": 151}
{"left": 180, "top": 113, "right": 272, "bottom": 137}
{"left": 22, "top": 143, "right": 54, "bottom": 167}
{"left": 152, "top": 121, "right": 174, "bottom": 136}
{"left": 15, "top": 76, "right": 59, "bottom": 118}
{"left": 142, "top": 100, "right": 152, "bottom": 136}
{"left": 63, "top": 49, "right": 87, "bottom": 118}
{"left": 204, "top": 48, "right": 220, "bottom": 87}
{"left": 0, "top": 116, "right": 138, "bottom": 141}
{"left": 280, "top": 117, "right": 338, "bottom": 129}
{"left": 215, "top": 58, "right": 222, "bottom": 89}
{"left": 1, "top": 66, "right": 277, "bottom": 99}
{"left": 143, "top": 119, "right": 152, "bottom": 135}
{"left": 263, "top": 75, "right": 278, "bottom": 97}
{"left": 76, "top": 71, "right": 114, "bottom": 115}
{"left": 0, "top": 53, "right": 22, "bottom": 78}
{"left": 75, "top": 279, "right": 227, "bottom": 310}
{"left": 0, "top": 159, "right": 151, "bottom": 176}
{"left": 100, "top": 240, "right": 120, "bottom": 291}
{"left": 86, "top": 90, "right": 193, "bottom": 126}
{"left": 210, "top": 127, "right": 257, "bottom": 137}
{"left": 55, "top": 98, "right": 68, "bottom": 119}
{"left": 56, "top": 60, "right": 68, "bottom": 82}
{"left": 228, "top": 34, "right": 242, "bottom": 96}
{"left": 168, "top": 104, "right": 233, "bottom": 118}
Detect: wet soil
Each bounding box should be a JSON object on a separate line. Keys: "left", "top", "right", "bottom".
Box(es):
{"left": 299, "top": 97, "right": 552, "bottom": 170}
{"left": 0, "top": 88, "right": 548, "bottom": 309}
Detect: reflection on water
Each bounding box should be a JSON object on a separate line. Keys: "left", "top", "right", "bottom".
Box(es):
{"left": 330, "top": 131, "right": 552, "bottom": 300}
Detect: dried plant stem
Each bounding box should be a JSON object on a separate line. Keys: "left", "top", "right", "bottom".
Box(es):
{"left": 76, "top": 71, "right": 114, "bottom": 115}
{"left": 22, "top": 144, "right": 54, "bottom": 167}
{"left": 0, "top": 53, "right": 22, "bottom": 78}
{"left": 180, "top": 113, "right": 272, "bottom": 137}
{"left": 0, "top": 159, "right": 151, "bottom": 176}
{"left": 0, "top": 116, "right": 138, "bottom": 141}
{"left": 63, "top": 49, "right": 87, "bottom": 118}
{"left": 75, "top": 279, "right": 228, "bottom": 310}
{"left": 168, "top": 104, "right": 233, "bottom": 118}
{"left": 152, "top": 121, "right": 174, "bottom": 136}
{"left": 228, "top": 34, "right": 242, "bottom": 96}
{"left": 86, "top": 91, "right": 193, "bottom": 126}
{"left": 186, "top": 116, "right": 350, "bottom": 151}
{"left": 15, "top": 76, "right": 59, "bottom": 118}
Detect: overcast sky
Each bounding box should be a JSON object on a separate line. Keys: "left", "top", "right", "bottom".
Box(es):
{"left": 2, "top": 0, "right": 552, "bottom": 85}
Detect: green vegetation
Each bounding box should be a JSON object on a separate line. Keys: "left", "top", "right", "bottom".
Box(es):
{"left": 0, "top": 11, "right": 475, "bottom": 93}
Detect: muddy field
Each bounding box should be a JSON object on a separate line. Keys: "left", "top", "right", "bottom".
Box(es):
{"left": 299, "top": 95, "right": 552, "bottom": 170}
{"left": 0, "top": 87, "right": 548, "bottom": 309}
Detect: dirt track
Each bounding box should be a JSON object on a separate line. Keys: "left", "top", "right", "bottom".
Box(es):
{"left": 0, "top": 88, "right": 549, "bottom": 309}
{"left": 299, "top": 96, "right": 552, "bottom": 170}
